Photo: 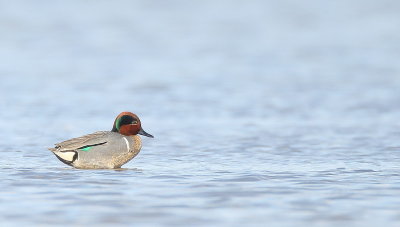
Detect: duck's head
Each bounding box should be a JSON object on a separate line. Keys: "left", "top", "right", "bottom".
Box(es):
{"left": 111, "top": 112, "right": 154, "bottom": 138}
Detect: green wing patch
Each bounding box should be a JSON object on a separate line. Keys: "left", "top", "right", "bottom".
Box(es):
{"left": 78, "top": 142, "right": 107, "bottom": 152}
{"left": 79, "top": 146, "right": 92, "bottom": 151}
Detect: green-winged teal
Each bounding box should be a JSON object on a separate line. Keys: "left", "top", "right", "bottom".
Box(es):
{"left": 49, "top": 112, "right": 153, "bottom": 169}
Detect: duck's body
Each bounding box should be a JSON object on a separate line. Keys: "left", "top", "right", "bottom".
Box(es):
{"left": 50, "top": 131, "right": 142, "bottom": 169}
{"left": 49, "top": 112, "right": 153, "bottom": 169}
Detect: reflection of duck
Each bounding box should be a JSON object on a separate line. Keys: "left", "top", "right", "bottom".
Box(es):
{"left": 49, "top": 112, "right": 153, "bottom": 169}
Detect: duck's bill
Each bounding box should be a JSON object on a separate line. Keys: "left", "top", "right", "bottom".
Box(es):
{"left": 138, "top": 128, "right": 154, "bottom": 138}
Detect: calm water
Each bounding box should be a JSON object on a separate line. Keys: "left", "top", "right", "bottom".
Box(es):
{"left": 1, "top": 0, "right": 400, "bottom": 226}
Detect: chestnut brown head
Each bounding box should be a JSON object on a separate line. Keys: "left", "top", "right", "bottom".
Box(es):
{"left": 111, "top": 112, "right": 153, "bottom": 137}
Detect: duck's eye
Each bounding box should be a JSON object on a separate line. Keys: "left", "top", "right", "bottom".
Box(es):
{"left": 119, "top": 115, "right": 136, "bottom": 126}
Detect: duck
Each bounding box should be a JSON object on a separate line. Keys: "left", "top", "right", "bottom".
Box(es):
{"left": 49, "top": 112, "right": 153, "bottom": 169}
